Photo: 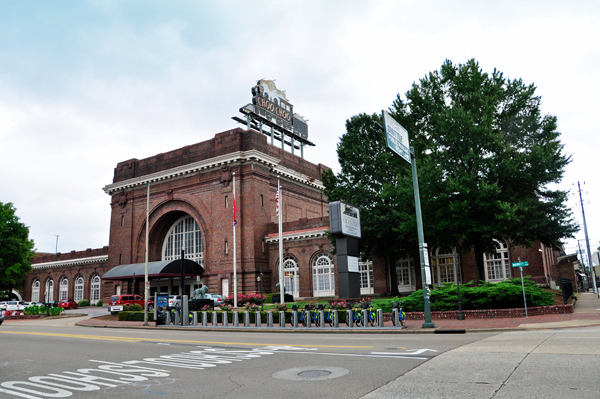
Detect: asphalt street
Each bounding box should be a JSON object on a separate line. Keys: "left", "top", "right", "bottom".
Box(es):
{"left": 1, "top": 315, "right": 600, "bottom": 398}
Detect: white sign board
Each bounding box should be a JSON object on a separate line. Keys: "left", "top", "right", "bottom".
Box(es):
{"left": 592, "top": 251, "right": 600, "bottom": 266}
{"left": 348, "top": 256, "right": 359, "bottom": 273}
{"left": 383, "top": 110, "right": 410, "bottom": 163}
{"left": 425, "top": 266, "right": 432, "bottom": 286}
{"left": 110, "top": 306, "right": 123, "bottom": 312}
{"left": 329, "top": 201, "right": 361, "bottom": 238}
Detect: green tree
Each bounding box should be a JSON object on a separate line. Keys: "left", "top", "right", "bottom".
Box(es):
{"left": 325, "top": 59, "right": 578, "bottom": 285}
{"left": 323, "top": 114, "right": 417, "bottom": 294}
{"left": 0, "top": 202, "right": 35, "bottom": 294}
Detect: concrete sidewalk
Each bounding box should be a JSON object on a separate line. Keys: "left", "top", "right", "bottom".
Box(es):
{"left": 72, "top": 292, "right": 600, "bottom": 333}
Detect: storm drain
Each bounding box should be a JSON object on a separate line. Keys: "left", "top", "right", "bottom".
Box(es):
{"left": 273, "top": 366, "right": 349, "bottom": 381}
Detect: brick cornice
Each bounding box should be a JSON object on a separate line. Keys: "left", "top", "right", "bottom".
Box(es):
{"left": 32, "top": 255, "right": 108, "bottom": 269}
{"left": 103, "top": 149, "right": 324, "bottom": 195}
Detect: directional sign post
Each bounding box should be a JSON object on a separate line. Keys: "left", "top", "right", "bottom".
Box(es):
{"left": 512, "top": 259, "right": 529, "bottom": 317}
{"left": 382, "top": 110, "right": 434, "bottom": 328}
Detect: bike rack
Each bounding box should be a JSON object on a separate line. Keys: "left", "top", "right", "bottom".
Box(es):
{"left": 192, "top": 311, "right": 198, "bottom": 326}
{"left": 201, "top": 311, "right": 208, "bottom": 327}
{"left": 279, "top": 311, "right": 286, "bottom": 327}
{"left": 255, "top": 311, "right": 261, "bottom": 327}
{"left": 377, "top": 309, "right": 384, "bottom": 327}
{"left": 267, "top": 311, "right": 274, "bottom": 327}
{"left": 244, "top": 311, "right": 250, "bottom": 327}
{"left": 211, "top": 311, "right": 218, "bottom": 327}
{"left": 233, "top": 311, "right": 239, "bottom": 327}
{"left": 333, "top": 310, "right": 339, "bottom": 327}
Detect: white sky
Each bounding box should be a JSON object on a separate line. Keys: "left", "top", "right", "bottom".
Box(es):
{"left": 1, "top": 1, "right": 598, "bottom": 264}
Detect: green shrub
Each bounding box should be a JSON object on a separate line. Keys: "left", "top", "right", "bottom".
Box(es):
{"left": 48, "top": 306, "right": 64, "bottom": 316}
{"left": 132, "top": 304, "right": 143, "bottom": 311}
{"left": 118, "top": 311, "right": 155, "bottom": 322}
{"left": 78, "top": 300, "right": 90, "bottom": 307}
{"left": 96, "top": 300, "right": 103, "bottom": 307}
{"left": 265, "top": 293, "right": 273, "bottom": 303}
{"left": 390, "top": 277, "right": 553, "bottom": 312}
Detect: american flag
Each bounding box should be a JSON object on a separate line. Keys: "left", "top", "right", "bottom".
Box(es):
{"left": 275, "top": 187, "right": 279, "bottom": 218}
{"left": 233, "top": 194, "right": 238, "bottom": 226}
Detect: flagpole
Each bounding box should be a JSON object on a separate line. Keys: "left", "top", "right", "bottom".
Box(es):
{"left": 233, "top": 172, "right": 238, "bottom": 309}
{"left": 278, "top": 177, "right": 284, "bottom": 304}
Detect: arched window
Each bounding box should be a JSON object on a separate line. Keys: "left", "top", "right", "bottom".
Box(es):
{"left": 59, "top": 277, "right": 69, "bottom": 301}
{"left": 396, "top": 255, "right": 416, "bottom": 292}
{"left": 280, "top": 255, "right": 299, "bottom": 298}
{"left": 46, "top": 278, "right": 54, "bottom": 302}
{"left": 484, "top": 239, "right": 511, "bottom": 282}
{"left": 90, "top": 275, "right": 101, "bottom": 304}
{"left": 162, "top": 216, "right": 204, "bottom": 266}
{"left": 359, "top": 258, "right": 374, "bottom": 295}
{"left": 31, "top": 280, "right": 40, "bottom": 303}
{"left": 312, "top": 253, "right": 335, "bottom": 297}
{"left": 74, "top": 276, "right": 84, "bottom": 302}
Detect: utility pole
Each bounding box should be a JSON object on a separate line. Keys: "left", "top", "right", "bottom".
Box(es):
{"left": 578, "top": 181, "right": 597, "bottom": 294}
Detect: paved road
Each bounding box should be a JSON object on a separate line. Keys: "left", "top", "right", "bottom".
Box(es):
{"left": 2, "top": 315, "right": 600, "bottom": 398}
{"left": 0, "top": 316, "right": 490, "bottom": 398}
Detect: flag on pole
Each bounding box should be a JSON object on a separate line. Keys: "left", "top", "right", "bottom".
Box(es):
{"left": 275, "top": 187, "right": 280, "bottom": 217}
{"left": 233, "top": 194, "right": 238, "bottom": 226}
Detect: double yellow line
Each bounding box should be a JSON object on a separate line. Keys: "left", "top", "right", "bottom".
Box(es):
{"left": 0, "top": 331, "right": 372, "bottom": 348}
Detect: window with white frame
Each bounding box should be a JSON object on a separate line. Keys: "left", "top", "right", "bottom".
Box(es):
{"left": 162, "top": 216, "right": 204, "bottom": 266}
{"left": 91, "top": 275, "right": 101, "bottom": 304}
{"left": 312, "top": 253, "right": 335, "bottom": 297}
{"left": 46, "top": 279, "right": 54, "bottom": 302}
{"left": 59, "top": 277, "right": 69, "bottom": 301}
{"left": 484, "top": 239, "right": 511, "bottom": 282}
{"left": 431, "top": 248, "right": 457, "bottom": 285}
{"left": 31, "top": 280, "right": 40, "bottom": 302}
{"left": 281, "top": 255, "right": 299, "bottom": 298}
{"left": 74, "top": 276, "right": 84, "bottom": 302}
{"left": 359, "top": 258, "right": 374, "bottom": 295}
{"left": 396, "top": 256, "right": 415, "bottom": 292}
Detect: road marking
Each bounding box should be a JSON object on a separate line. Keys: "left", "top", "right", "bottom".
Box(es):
{"left": 371, "top": 348, "right": 438, "bottom": 356}
{"left": 0, "top": 331, "right": 372, "bottom": 348}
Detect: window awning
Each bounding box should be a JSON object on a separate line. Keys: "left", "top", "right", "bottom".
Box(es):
{"left": 102, "top": 259, "right": 204, "bottom": 281}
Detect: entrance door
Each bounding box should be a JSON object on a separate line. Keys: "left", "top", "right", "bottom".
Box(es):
{"left": 222, "top": 279, "right": 229, "bottom": 298}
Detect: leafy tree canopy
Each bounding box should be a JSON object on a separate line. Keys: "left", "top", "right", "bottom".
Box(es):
{"left": 324, "top": 59, "right": 578, "bottom": 283}
{"left": 0, "top": 202, "right": 35, "bottom": 293}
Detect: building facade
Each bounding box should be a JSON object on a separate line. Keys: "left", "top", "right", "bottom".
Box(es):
{"left": 23, "top": 127, "right": 564, "bottom": 304}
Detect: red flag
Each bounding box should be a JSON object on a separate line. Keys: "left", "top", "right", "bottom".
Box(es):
{"left": 233, "top": 194, "right": 238, "bottom": 226}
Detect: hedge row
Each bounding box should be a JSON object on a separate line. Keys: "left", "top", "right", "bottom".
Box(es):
{"left": 118, "top": 311, "right": 155, "bottom": 322}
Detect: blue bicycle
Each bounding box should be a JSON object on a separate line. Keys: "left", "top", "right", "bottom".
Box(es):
{"left": 392, "top": 301, "right": 406, "bottom": 326}
{"left": 322, "top": 304, "right": 334, "bottom": 327}
{"left": 345, "top": 304, "right": 362, "bottom": 327}
{"left": 360, "top": 303, "right": 377, "bottom": 327}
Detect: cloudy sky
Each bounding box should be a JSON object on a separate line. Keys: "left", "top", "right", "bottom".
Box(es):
{"left": 1, "top": 1, "right": 598, "bottom": 264}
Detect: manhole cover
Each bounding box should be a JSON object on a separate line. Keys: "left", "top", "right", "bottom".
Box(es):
{"left": 273, "top": 366, "right": 349, "bottom": 381}
{"left": 298, "top": 370, "right": 332, "bottom": 378}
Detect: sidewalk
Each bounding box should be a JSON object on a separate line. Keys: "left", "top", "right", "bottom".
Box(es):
{"left": 74, "top": 292, "right": 600, "bottom": 333}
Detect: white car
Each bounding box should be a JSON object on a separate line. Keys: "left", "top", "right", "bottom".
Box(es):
{"left": 6, "top": 301, "right": 26, "bottom": 311}
{"left": 168, "top": 295, "right": 182, "bottom": 308}
{"left": 0, "top": 301, "right": 8, "bottom": 311}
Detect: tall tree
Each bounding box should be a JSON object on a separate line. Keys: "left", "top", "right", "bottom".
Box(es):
{"left": 325, "top": 59, "right": 578, "bottom": 285}
{"left": 392, "top": 59, "right": 578, "bottom": 281}
{"left": 0, "top": 202, "right": 35, "bottom": 294}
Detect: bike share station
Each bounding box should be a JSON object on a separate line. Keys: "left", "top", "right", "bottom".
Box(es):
{"left": 152, "top": 200, "right": 407, "bottom": 331}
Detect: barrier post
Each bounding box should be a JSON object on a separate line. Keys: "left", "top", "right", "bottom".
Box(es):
{"left": 193, "top": 311, "right": 198, "bottom": 326}
{"left": 202, "top": 311, "right": 208, "bottom": 327}
{"left": 362, "top": 309, "right": 368, "bottom": 328}
{"left": 244, "top": 311, "right": 250, "bottom": 327}
{"left": 267, "top": 311, "right": 273, "bottom": 327}
{"left": 377, "top": 309, "right": 383, "bottom": 327}
{"left": 348, "top": 308, "right": 353, "bottom": 328}
{"left": 212, "top": 311, "right": 218, "bottom": 326}
{"left": 333, "top": 310, "right": 339, "bottom": 328}
{"left": 233, "top": 311, "right": 239, "bottom": 327}
{"left": 222, "top": 312, "right": 228, "bottom": 327}
{"left": 292, "top": 310, "right": 298, "bottom": 327}
{"left": 319, "top": 309, "right": 325, "bottom": 328}
{"left": 279, "top": 311, "right": 286, "bottom": 327}
{"left": 255, "top": 311, "right": 262, "bottom": 327}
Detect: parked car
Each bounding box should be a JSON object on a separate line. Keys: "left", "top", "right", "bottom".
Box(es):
{"left": 204, "top": 294, "right": 224, "bottom": 306}
{"left": 46, "top": 301, "right": 60, "bottom": 308}
{"left": 6, "top": 301, "right": 26, "bottom": 311}
{"left": 168, "top": 295, "right": 182, "bottom": 308}
{"left": 0, "top": 301, "right": 8, "bottom": 311}
{"left": 108, "top": 295, "right": 154, "bottom": 312}
{"left": 58, "top": 299, "right": 78, "bottom": 310}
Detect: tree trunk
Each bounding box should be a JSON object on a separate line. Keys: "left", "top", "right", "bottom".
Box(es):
{"left": 388, "top": 255, "right": 400, "bottom": 296}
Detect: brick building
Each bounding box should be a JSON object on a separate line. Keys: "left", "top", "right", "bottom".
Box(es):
{"left": 23, "top": 126, "right": 564, "bottom": 305}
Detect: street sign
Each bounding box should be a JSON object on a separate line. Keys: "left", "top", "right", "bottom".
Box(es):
{"left": 512, "top": 261, "right": 529, "bottom": 268}
{"left": 382, "top": 111, "right": 410, "bottom": 163}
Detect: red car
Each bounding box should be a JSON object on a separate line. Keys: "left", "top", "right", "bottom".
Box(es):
{"left": 58, "top": 299, "right": 78, "bottom": 310}
{"left": 108, "top": 295, "right": 154, "bottom": 311}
